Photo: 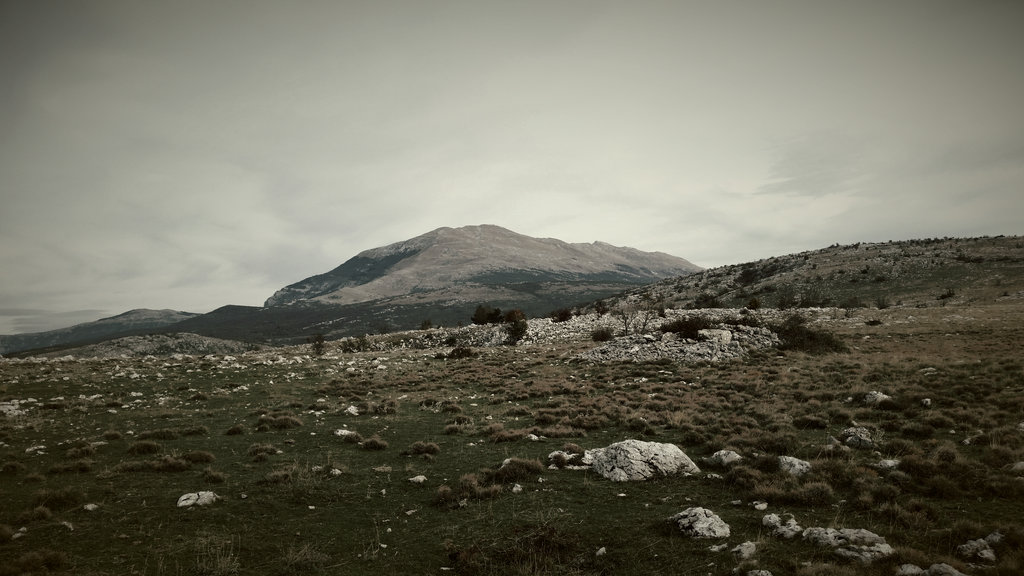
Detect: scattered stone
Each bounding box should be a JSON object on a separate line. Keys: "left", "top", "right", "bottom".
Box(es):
{"left": 840, "top": 426, "right": 874, "bottom": 449}
{"left": 587, "top": 439, "right": 700, "bottom": 482}
{"left": 707, "top": 449, "right": 743, "bottom": 467}
{"left": 547, "top": 450, "right": 591, "bottom": 470}
{"left": 864, "top": 391, "right": 892, "bottom": 405}
{"left": 778, "top": 456, "right": 811, "bottom": 476}
{"left": 83, "top": 503, "right": 99, "bottom": 511}
{"left": 956, "top": 537, "right": 996, "bottom": 563}
{"left": 763, "top": 513, "right": 802, "bottom": 539}
{"left": 595, "top": 547, "right": 606, "bottom": 557}
{"left": 408, "top": 475, "right": 427, "bottom": 485}
{"left": 802, "top": 526, "right": 894, "bottom": 564}
{"left": 709, "top": 543, "right": 729, "bottom": 552}
{"left": 177, "top": 491, "right": 219, "bottom": 507}
{"left": 344, "top": 405, "right": 359, "bottom": 416}
{"left": 899, "top": 564, "right": 970, "bottom": 576}
{"left": 876, "top": 459, "right": 901, "bottom": 471}
{"left": 1009, "top": 462, "right": 1024, "bottom": 473}
{"left": 746, "top": 571, "right": 773, "bottom": 576}
{"left": 732, "top": 541, "right": 756, "bottom": 560}
{"left": 752, "top": 501, "right": 768, "bottom": 511}
{"left": 668, "top": 507, "right": 730, "bottom": 539}
{"left": 697, "top": 329, "right": 732, "bottom": 344}
{"left": 921, "top": 398, "right": 932, "bottom": 407}
{"left": 512, "top": 484, "right": 523, "bottom": 494}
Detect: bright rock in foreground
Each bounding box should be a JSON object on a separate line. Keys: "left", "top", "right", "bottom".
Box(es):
{"left": 586, "top": 439, "right": 700, "bottom": 482}
{"left": 668, "top": 507, "right": 730, "bottom": 538}
{"left": 177, "top": 491, "right": 219, "bottom": 507}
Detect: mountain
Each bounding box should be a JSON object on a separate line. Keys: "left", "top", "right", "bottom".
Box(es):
{"left": 0, "top": 309, "right": 199, "bottom": 355}
{"left": 266, "top": 225, "right": 701, "bottom": 307}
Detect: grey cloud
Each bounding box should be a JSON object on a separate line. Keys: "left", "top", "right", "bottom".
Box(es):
{"left": 757, "top": 133, "right": 868, "bottom": 198}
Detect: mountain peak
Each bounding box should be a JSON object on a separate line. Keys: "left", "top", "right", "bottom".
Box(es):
{"left": 265, "top": 226, "right": 700, "bottom": 307}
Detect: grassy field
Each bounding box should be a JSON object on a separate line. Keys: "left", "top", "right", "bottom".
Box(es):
{"left": 2, "top": 301, "right": 1023, "bottom": 575}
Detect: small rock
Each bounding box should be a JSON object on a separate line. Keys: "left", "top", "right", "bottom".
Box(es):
{"left": 956, "top": 537, "right": 996, "bottom": 563}
{"left": 762, "top": 513, "right": 802, "bottom": 539}
{"left": 408, "top": 475, "right": 427, "bottom": 485}
{"left": 864, "top": 391, "right": 892, "bottom": 405}
{"left": 896, "top": 565, "right": 925, "bottom": 576}
{"left": 841, "top": 426, "right": 874, "bottom": 449}
{"left": 83, "top": 503, "right": 99, "bottom": 511}
{"left": 595, "top": 547, "right": 606, "bottom": 556}
{"left": 512, "top": 484, "right": 523, "bottom": 494}
{"left": 344, "top": 405, "right": 359, "bottom": 416}
{"left": 668, "top": 507, "right": 730, "bottom": 538}
{"left": 778, "top": 456, "right": 811, "bottom": 476}
{"left": 732, "top": 541, "right": 756, "bottom": 560}
{"left": 921, "top": 398, "right": 932, "bottom": 407}
{"left": 925, "top": 564, "right": 969, "bottom": 576}
{"left": 746, "top": 571, "right": 773, "bottom": 576}
{"left": 177, "top": 491, "right": 219, "bottom": 507}
{"left": 876, "top": 459, "right": 901, "bottom": 471}
{"left": 752, "top": 501, "right": 768, "bottom": 511}
{"left": 802, "top": 526, "right": 894, "bottom": 564}
{"left": 707, "top": 449, "right": 743, "bottom": 467}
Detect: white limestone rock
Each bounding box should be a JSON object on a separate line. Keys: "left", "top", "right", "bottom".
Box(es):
{"left": 840, "top": 426, "right": 874, "bottom": 449}
{"left": 956, "top": 537, "right": 996, "bottom": 563}
{"left": 864, "top": 391, "right": 892, "bottom": 405}
{"left": 587, "top": 439, "right": 700, "bottom": 482}
{"left": 732, "top": 541, "right": 756, "bottom": 560}
{"left": 668, "top": 507, "right": 730, "bottom": 539}
{"left": 778, "top": 456, "right": 811, "bottom": 476}
{"left": 802, "top": 526, "right": 894, "bottom": 564}
{"left": 177, "top": 491, "right": 219, "bottom": 507}
{"left": 407, "top": 475, "right": 427, "bottom": 485}
{"left": 762, "top": 513, "right": 802, "bottom": 539}
{"left": 697, "top": 329, "right": 732, "bottom": 344}
{"left": 707, "top": 449, "right": 743, "bottom": 467}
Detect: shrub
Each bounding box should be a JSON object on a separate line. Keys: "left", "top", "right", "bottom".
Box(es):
{"left": 550, "top": 308, "right": 573, "bottom": 323}
{"left": 591, "top": 327, "right": 615, "bottom": 342}
{"left": 773, "top": 315, "right": 848, "bottom": 354}
{"left": 504, "top": 309, "right": 528, "bottom": 344}
{"left": 482, "top": 458, "right": 545, "bottom": 484}
{"left": 362, "top": 436, "right": 388, "bottom": 451}
{"left": 225, "top": 424, "right": 244, "bottom": 435}
{"left": 660, "top": 316, "right": 714, "bottom": 339}
{"left": 138, "top": 428, "right": 179, "bottom": 440}
{"left": 32, "top": 487, "right": 84, "bottom": 511}
{"left": 405, "top": 441, "right": 441, "bottom": 456}
{"left": 127, "top": 441, "right": 163, "bottom": 456}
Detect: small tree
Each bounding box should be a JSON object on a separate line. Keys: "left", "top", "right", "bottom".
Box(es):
{"left": 503, "top": 309, "right": 528, "bottom": 345}
{"left": 307, "top": 333, "right": 326, "bottom": 356}
{"left": 472, "top": 305, "right": 503, "bottom": 325}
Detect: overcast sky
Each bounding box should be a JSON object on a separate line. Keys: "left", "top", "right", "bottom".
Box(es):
{"left": 2, "top": 0, "right": 1022, "bottom": 334}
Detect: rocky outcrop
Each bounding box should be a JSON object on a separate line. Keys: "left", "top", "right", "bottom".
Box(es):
{"left": 586, "top": 439, "right": 700, "bottom": 481}
{"left": 840, "top": 426, "right": 875, "bottom": 449}
{"left": 802, "top": 527, "right": 894, "bottom": 564}
{"left": 668, "top": 507, "right": 730, "bottom": 538}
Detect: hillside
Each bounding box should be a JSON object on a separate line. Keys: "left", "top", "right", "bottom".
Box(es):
{"left": 625, "top": 235, "right": 1024, "bottom": 312}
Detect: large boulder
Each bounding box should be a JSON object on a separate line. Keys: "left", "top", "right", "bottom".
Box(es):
{"left": 587, "top": 439, "right": 700, "bottom": 482}
{"left": 668, "top": 507, "right": 730, "bottom": 538}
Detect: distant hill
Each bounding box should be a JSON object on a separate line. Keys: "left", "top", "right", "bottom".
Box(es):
{"left": 0, "top": 309, "right": 199, "bottom": 355}
{"left": 619, "top": 235, "right": 1024, "bottom": 311}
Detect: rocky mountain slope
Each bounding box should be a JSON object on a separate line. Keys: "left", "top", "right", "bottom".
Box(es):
{"left": 618, "top": 235, "right": 1024, "bottom": 312}
{"left": 266, "top": 225, "right": 701, "bottom": 307}
{"left": 0, "top": 309, "right": 198, "bottom": 355}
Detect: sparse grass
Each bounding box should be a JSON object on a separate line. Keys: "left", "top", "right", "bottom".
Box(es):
{"left": 2, "top": 296, "right": 1023, "bottom": 575}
